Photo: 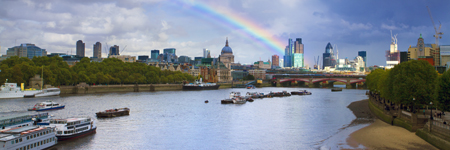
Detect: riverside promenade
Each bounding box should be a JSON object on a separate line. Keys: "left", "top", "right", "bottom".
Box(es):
{"left": 368, "top": 91, "right": 450, "bottom": 150}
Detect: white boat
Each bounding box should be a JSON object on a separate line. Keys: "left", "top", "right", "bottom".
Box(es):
{"left": 0, "top": 126, "right": 57, "bottom": 150}
{"left": 28, "top": 101, "right": 65, "bottom": 111}
{"left": 0, "top": 80, "right": 60, "bottom": 99}
{"left": 232, "top": 97, "right": 247, "bottom": 104}
{"left": 0, "top": 113, "right": 50, "bottom": 130}
{"left": 47, "top": 117, "right": 96, "bottom": 141}
{"left": 182, "top": 78, "right": 220, "bottom": 90}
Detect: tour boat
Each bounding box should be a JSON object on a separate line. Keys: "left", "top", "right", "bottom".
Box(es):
{"left": 28, "top": 101, "right": 65, "bottom": 111}
{"left": 0, "top": 113, "right": 50, "bottom": 130}
{"left": 182, "top": 78, "right": 220, "bottom": 90}
{"left": 0, "top": 79, "right": 60, "bottom": 99}
{"left": 232, "top": 97, "right": 247, "bottom": 104}
{"left": 96, "top": 108, "right": 130, "bottom": 118}
{"left": 48, "top": 117, "right": 96, "bottom": 141}
{"left": 0, "top": 126, "right": 57, "bottom": 150}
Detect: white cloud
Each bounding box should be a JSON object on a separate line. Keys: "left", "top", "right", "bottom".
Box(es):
{"left": 341, "top": 19, "right": 372, "bottom": 30}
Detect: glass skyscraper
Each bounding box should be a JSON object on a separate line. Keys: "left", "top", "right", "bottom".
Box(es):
{"left": 358, "top": 51, "right": 366, "bottom": 67}
{"left": 151, "top": 50, "right": 160, "bottom": 60}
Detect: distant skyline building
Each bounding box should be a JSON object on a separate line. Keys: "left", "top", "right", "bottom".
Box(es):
{"left": 386, "top": 32, "right": 400, "bottom": 69}
{"left": 7, "top": 43, "right": 47, "bottom": 59}
{"left": 283, "top": 38, "right": 294, "bottom": 67}
{"left": 272, "top": 55, "right": 279, "bottom": 67}
{"left": 323, "top": 42, "right": 336, "bottom": 69}
{"left": 151, "top": 50, "right": 160, "bottom": 60}
{"left": 93, "top": 42, "right": 101, "bottom": 58}
{"left": 163, "top": 48, "right": 176, "bottom": 55}
{"left": 109, "top": 45, "right": 120, "bottom": 56}
{"left": 76, "top": 40, "right": 85, "bottom": 57}
{"left": 138, "top": 55, "right": 149, "bottom": 61}
{"left": 203, "top": 48, "right": 211, "bottom": 58}
{"left": 440, "top": 45, "right": 450, "bottom": 68}
{"left": 178, "top": 55, "right": 191, "bottom": 63}
{"left": 292, "top": 38, "right": 304, "bottom": 68}
{"left": 358, "top": 51, "right": 366, "bottom": 68}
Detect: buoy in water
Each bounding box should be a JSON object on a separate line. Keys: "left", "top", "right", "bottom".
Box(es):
{"left": 205, "top": 100, "right": 209, "bottom": 103}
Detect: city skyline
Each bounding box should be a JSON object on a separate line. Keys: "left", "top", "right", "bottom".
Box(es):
{"left": 0, "top": 0, "right": 448, "bottom": 66}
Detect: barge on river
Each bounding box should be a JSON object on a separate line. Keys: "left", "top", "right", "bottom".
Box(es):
{"left": 183, "top": 78, "right": 220, "bottom": 90}
{"left": 96, "top": 108, "right": 130, "bottom": 118}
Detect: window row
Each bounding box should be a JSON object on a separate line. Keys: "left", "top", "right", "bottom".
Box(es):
{"left": 15, "top": 137, "right": 56, "bottom": 150}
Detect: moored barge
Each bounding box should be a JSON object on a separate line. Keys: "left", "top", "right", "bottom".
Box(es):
{"left": 96, "top": 108, "right": 130, "bottom": 118}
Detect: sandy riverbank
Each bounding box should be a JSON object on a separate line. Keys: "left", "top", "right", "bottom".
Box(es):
{"left": 346, "top": 99, "right": 438, "bottom": 150}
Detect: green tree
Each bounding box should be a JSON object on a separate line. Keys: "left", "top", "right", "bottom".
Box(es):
{"left": 437, "top": 69, "right": 450, "bottom": 112}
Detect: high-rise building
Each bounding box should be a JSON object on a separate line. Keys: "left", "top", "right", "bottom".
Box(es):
{"left": 440, "top": 45, "right": 450, "bottom": 68}
{"left": 163, "top": 48, "right": 176, "bottom": 55}
{"left": 151, "top": 50, "right": 160, "bottom": 60}
{"left": 76, "top": 40, "right": 85, "bottom": 57}
{"left": 323, "top": 42, "right": 336, "bottom": 69}
{"left": 400, "top": 51, "right": 408, "bottom": 63}
{"left": 292, "top": 38, "right": 304, "bottom": 68}
{"left": 7, "top": 43, "right": 47, "bottom": 59}
{"left": 386, "top": 33, "right": 400, "bottom": 69}
{"left": 203, "top": 48, "right": 211, "bottom": 58}
{"left": 358, "top": 51, "right": 366, "bottom": 67}
{"left": 109, "top": 45, "right": 120, "bottom": 56}
{"left": 93, "top": 42, "right": 102, "bottom": 58}
{"left": 178, "top": 56, "right": 191, "bottom": 63}
{"left": 272, "top": 55, "right": 279, "bottom": 67}
{"left": 284, "top": 38, "right": 295, "bottom": 68}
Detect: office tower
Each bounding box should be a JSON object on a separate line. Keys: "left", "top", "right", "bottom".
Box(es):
{"left": 163, "top": 48, "right": 176, "bottom": 55}
{"left": 272, "top": 55, "right": 279, "bottom": 67}
{"left": 7, "top": 43, "right": 47, "bottom": 59}
{"left": 323, "top": 42, "right": 336, "bottom": 69}
{"left": 109, "top": 45, "right": 120, "bottom": 56}
{"left": 151, "top": 50, "right": 160, "bottom": 60}
{"left": 358, "top": 51, "right": 366, "bottom": 67}
{"left": 292, "top": 38, "right": 304, "bottom": 68}
{"left": 76, "top": 40, "right": 85, "bottom": 57}
{"left": 203, "top": 48, "right": 211, "bottom": 58}
{"left": 93, "top": 42, "right": 102, "bottom": 58}
{"left": 138, "top": 55, "right": 149, "bottom": 61}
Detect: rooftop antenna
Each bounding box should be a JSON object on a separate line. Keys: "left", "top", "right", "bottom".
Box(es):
{"left": 427, "top": 6, "right": 443, "bottom": 46}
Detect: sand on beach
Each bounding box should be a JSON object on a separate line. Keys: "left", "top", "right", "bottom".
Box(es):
{"left": 346, "top": 100, "right": 438, "bottom": 150}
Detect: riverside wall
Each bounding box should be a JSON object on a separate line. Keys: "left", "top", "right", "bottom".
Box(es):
{"left": 59, "top": 84, "right": 183, "bottom": 95}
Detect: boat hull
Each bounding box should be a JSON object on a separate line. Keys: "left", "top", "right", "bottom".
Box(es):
{"left": 29, "top": 106, "right": 65, "bottom": 111}
{"left": 56, "top": 127, "right": 97, "bottom": 141}
{"left": 96, "top": 110, "right": 130, "bottom": 118}
{"left": 182, "top": 85, "right": 220, "bottom": 90}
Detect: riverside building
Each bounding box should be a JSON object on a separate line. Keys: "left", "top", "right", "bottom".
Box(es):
{"left": 7, "top": 44, "right": 47, "bottom": 59}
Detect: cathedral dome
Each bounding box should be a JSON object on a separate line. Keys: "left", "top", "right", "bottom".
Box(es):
{"left": 221, "top": 38, "right": 233, "bottom": 54}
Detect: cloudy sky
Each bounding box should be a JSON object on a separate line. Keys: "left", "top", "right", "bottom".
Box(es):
{"left": 0, "top": 0, "right": 448, "bottom": 67}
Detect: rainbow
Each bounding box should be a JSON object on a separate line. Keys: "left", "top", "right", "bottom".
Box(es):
{"left": 170, "top": 1, "right": 286, "bottom": 55}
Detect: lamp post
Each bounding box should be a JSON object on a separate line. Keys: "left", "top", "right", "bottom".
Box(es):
{"left": 430, "top": 102, "right": 434, "bottom": 120}
{"left": 412, "top": 98, "right": 415, "bottom": 113}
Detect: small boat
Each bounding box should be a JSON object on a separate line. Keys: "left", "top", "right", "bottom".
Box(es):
{"left": 246, "top": 85, "right": 255, "bottom": 89}
{"left": 232, "top": 97, "right": 247, "bottom": 104}
{"left": 221, "top": 99, "right": 234, "bottom": 104}
{"left": 246, "top": 92, "right": 264, "bottom": 98}
{"left": 291, "top": 90, "right": 312, "bottom": 95}
{"left": 331, "top": 87, "right": 343, "bottom": 92}
{"left": 96, "top": 108, "right": 130, "bottom": 118}
{"left": 28, "top": 100, "right": 65, "bottom": 111}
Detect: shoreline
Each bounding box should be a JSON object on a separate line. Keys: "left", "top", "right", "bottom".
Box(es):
{"left": 345, "top": 99, "right": 438, "bottom": 149}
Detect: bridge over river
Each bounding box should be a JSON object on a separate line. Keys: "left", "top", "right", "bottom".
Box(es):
{"left": 270, "top": 74, "right": 366, "bottom": 88}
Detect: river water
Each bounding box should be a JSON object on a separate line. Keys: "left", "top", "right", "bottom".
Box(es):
{"left": 0, "top": 87, "right": 369, "bottom": 149}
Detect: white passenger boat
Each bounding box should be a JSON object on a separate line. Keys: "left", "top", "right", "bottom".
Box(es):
{"left": 28, "top": 101, "right": 65, "bottom": 111}
{"left": 0, "top": 80, "right": 60, "bottom": 99}
{"left": 0, "top": 113, "right": 50, "bottom": 130}
{"left": 48, "top": 117, "right": 96, "bottom": 141}
{"left": 0, "top": 126, "right": 57, "bottom": 150}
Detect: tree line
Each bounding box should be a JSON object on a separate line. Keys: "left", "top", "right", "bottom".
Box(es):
{"left": 0, "top": 56, "right": 196, "bottom": 86}
{"left": 366, "top": 60, "right": 450, "bottom": 112}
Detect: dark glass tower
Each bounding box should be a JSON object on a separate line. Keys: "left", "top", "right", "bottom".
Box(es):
{"left": 358, "top": 51, "right": 366, "bottom": 67}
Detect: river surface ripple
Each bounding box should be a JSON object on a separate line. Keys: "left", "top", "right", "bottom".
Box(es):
{"left": 0, "top": 87, "right": 368, "bottom": 149}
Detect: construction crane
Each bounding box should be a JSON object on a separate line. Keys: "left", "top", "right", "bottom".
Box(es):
{"left": 120, "top": 45, "right": 127, "bottom": 54}
{"left": 314, "top": 56, "right": 320, "bottom": 69}
{"left": 427, "top": 6, "right": 443, "bottom": 46}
